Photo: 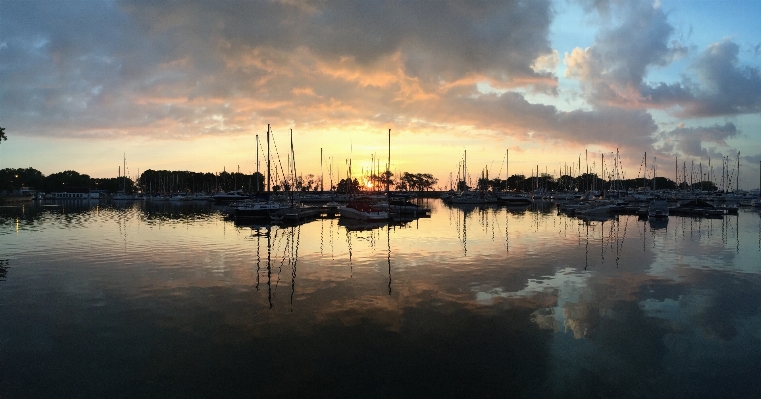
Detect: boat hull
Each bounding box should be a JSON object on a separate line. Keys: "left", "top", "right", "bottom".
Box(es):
{"left": 339, "top": 206, "right": 389, "bottom": 221}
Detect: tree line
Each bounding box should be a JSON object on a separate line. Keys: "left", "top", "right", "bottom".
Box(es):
{"left": 470, "top": 173, "right": 718, "bottom": 193}
{"left": 0, "top": 167, "right": 443, "bottom": 195}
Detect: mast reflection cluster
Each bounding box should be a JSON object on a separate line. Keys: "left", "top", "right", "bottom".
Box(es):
{"left": 2, "top": 200, "right": 761, "bottom": 398}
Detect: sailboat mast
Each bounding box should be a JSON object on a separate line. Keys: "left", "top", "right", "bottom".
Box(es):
{"left": 290, "top": 128, "right": 295, "bottom": 205}
{"left": 387, "top": 129, "right": 390, "bottom": 193}
{"left": 643, "top": 152, "right": 646, "bottom": 189}
{"left": 256, "top": 134, "right": 260, "bottom": 193}
{"left": 290, "top": 129, "right": 295, "bottom": 185}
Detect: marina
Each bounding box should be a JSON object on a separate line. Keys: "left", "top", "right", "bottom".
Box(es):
{"left": 1, "top": 198, "right": 760, "bottom": 398}
{"left": 2, "top": 1, "right": 761, "bottom": 397}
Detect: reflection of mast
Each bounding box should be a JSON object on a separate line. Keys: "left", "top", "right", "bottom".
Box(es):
{"left": 615, "top": 216, "right": 629, "bottom": 268}
{"left": 346, "top": 228, "right": 353, "bottom": 277}
{"left": 267, "top": 225, "right": 273, "bottom": 309}
{"left": 643, "top": 217, "right": 647, "bottom": 252}
{"left": 734, "top": 213, "right": 739, "bottom": 254}
{"left": 600, "top": 220, "right": 605, "bottom": 263}
{"left": 505, "top": 207, "right": 509, "bottom": 253}
{"left": 256, "top": 228, "right": 261, "bottom": 291}
{"left": 290, "top": 224, "right": 301, "bottom": 309}
{"left": 584, "top": 221, "right": 589, "bottom": 270}
{"left": 463, "top": 207, "right": 467, "bottom": 255}
{"left": 387, "top": 225, "right": 392, "bottom": 295}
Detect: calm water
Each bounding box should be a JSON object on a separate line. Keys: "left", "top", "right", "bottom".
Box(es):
{"left": 1, "top": 200, "right": 760, "bottom": 398}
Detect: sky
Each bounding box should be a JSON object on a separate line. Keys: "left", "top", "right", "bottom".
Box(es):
{"left": 1, "top": 0, "right": 760, "bottom": 190}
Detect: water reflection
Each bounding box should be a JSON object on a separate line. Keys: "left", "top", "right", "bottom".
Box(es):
{"left": 0, "top": 259, "right": 8, "bottom": 281}
{"left": 1, "top": 201, "right": 760, "bottom": 397}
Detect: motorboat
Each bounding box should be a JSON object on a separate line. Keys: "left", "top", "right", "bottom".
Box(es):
{"left": 672, "top": 199, "right": 724, "bottom": 217}
{"left": 576, "top": 201, "right": 616, "bottom": 217}
{"left": 648, "top": 200, "right": 669, "bottom": 218}
{"left": 234, "top": 199, "right": 281, "bottom": 218}
{"left": 112, "top": 191, "right": 135, "bottom": 201}
{"left": 212, "top": 190, "right": 250, "bottom": 204}
{"left": 375, "top": 194, "right": 431, "bottom": 216}
{"left": 169, "top": 192, "right": 191, "bottom": 202}
{"left": 339, "top": 197, "right": 389, "bottom": 221}
{"left": 449, "top": 191, "right": 490, "bottom": 204}
{"left": 496, "top": 192, "right": 532, "bottom": 206}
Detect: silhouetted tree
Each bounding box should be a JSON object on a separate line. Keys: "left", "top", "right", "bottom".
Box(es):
{"left": 44, "top": 170, "right": 93, "bottom": 192}
{"left": 336, "top": 178, "right": 360, "bottom": 194}
{"left": 0, "top": 168, "right": 45, "bottom": 193}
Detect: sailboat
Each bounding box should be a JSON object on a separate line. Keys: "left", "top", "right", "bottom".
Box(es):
{"left": 113, "top": 153, "right": 135, "bottom": 200}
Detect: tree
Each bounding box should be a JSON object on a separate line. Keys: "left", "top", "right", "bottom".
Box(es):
{"left": 0, "top": 167, "right": 45, "bottom": 193}
{"left": 0, "top": 127, "right": 6, "bottom": 172}
{"left": 506, "top": 174, "right": 526, "bottom": 191}
{"left": 336, "top": 178, "right": 360, "bottom": 194}
{"left": 399, "top": 172, "right": 438, "bottom": 191}
{"left": 44, "top": 170, "right": 93, "bottom": 193}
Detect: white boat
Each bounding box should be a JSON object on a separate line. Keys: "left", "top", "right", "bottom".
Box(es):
{"left": 449, "top": 191, "right": 489, "bottom": 204}
{"left": 169, "top": 192, "right": 191, "bottom": 202}
{"left": 212, "top": 190, "right": 250, "bottom": 203}
{"left": 648, "top": 200, "right": 669, "bottom": 218}
{"left": 234, "top": 199, "right": 281, "bottom": 218}
{"left": 339, "top": 197, "right": 389, "bottom": 221}
{"left": 189, "top": 193, "right": 213, "bottom": 201}
{"left": 381, "top": 198, "right": 431, "bottom": 216}
{"left": 576, "top": 201, "right": 616, "bottom": 216}
{"left": 496, "top": 192, "right": 532, "bottom": 205}
{"left": 113, "top": 191, "right": 134, "bottom": 201}
{"left": 50, "top": 189, "right": 99, "bottom": 200}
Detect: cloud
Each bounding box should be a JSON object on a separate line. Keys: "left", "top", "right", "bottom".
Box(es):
{"left": 564, "top": 0, "right": 686, "bottom": 107}
{"left": 434, "top": 91, "right": 658, "bottom": 151}
{"left": 563, "top": 1, "right": 761, "bottom": 118}
{"left": 655, "top": 40, "right": 761, "bottom": 117}
{"left": 0, "top": 0, "right": 561, "bottom": 141}
{"left": 657, "top": 122, "right": 738, "bottom": 158}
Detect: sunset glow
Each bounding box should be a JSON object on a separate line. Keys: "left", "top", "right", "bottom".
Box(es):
{"left": 1, "top": 0, "right": 760, "bottom": 189}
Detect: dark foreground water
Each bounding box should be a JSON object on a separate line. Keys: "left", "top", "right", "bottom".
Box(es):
{"left": 1, "top": 200, "right": 760, "bottom": 398}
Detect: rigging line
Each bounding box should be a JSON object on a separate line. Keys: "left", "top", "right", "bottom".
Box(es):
{"left": 270, "top": 130, "right": 288, "bottom": 188}
{"left": 272, "top": 227, "right": 291, "bottom": 297}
